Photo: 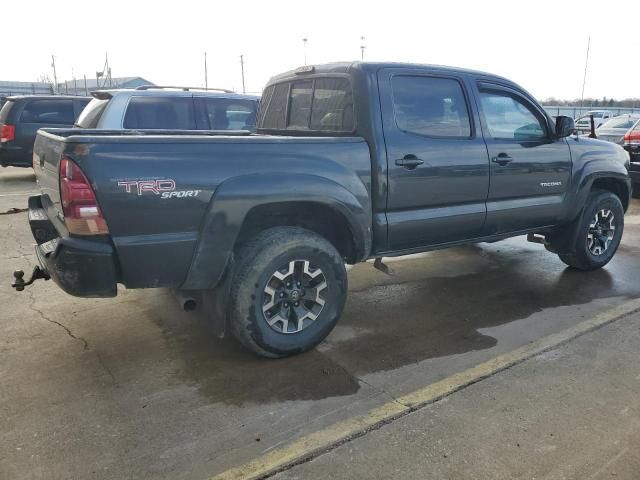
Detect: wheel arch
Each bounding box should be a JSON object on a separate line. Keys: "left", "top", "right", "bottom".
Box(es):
{"left": 180, "top": 173, "right": 371, "bottom": 290}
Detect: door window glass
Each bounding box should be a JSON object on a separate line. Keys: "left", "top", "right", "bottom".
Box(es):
{"left": 203, "top": 98, "right": 257, "bottom": 130}
{"left": 391, "top": 76, "right": 471, "bottom": 137}
{"left": 479, "top": 92, "right": 546, "bottom": 140}
{"left": 123, "top": 97, "right": 196, "bottom": 129}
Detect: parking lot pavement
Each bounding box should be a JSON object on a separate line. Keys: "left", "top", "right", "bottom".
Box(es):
{"left": 1, "top": 166, "right": 640, "bottom": 480}
{"left": 273, "top": 309, "right": 640, "bottom": 480}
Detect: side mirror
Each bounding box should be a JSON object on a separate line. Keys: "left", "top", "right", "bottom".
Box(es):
{"left": 555, "top": 115, "right": 575, "bottom": 138}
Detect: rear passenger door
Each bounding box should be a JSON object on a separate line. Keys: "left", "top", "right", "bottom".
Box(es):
{"left": 379, "top": 69, "right": 490, "bottom": 251}
{"left": 475, "top": 83, "right": 571, "bottom": 234}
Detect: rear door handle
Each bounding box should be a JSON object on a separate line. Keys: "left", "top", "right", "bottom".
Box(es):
{"left": 491, "top": 153, "right": 513, "bottom": 166}
{"left": 395, "top": 155, "right": 424, "bottom": 170}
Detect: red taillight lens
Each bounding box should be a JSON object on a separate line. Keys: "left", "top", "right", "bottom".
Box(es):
{"left": 0, "top": 124, "right": 15, "bottom": 143}
{"left": 59, "top": 157, "right": 108, "bottom": 235}
{"left": 624, "top": 131, "right": 640, "bottom": 144}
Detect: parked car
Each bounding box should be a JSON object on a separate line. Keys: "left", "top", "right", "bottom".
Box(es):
{"left": 18, "top": 62, "right": 631, "bottom": 358}
{"left": 574, "top": 110, "right": 613, "bottom": 134}
{"left": 75, "top": 86, "right": 259, "bottom": 132}
{"left": 0, "top": 95, "right": 89, "bottom": 168}
{"left": 623, "top": 120, "right": 640, "bottom": 192}
{"left": 596, "top": 114, "right": 640, "bottom": 145}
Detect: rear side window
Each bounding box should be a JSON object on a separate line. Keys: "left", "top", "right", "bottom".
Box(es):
{"left": 260, "top": 83, "right": 289, "bottom": 130}
{"left": 76, "top": 98, "right": 109, "bottom": 128}
{"left": 20, "top": 99, "right": 75, "bottom": 125}
{"left": 259, "top": 77, "right": 354, "bottom": 133}
{"left": 123, "top": 97, "right": 196, "bottom": 129}
{"left": 203, "top": 98, "right": 257, "bottom": 130}
{"left": 0, "top": 100, "right": 13, "bottom": 123}
{"left": 391, "top": 76, "right": 471, "bottom": 137}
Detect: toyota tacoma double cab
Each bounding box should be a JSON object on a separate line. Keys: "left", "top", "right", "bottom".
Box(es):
{"left": 16, "top": 62, "right": 631, "bottom": 358}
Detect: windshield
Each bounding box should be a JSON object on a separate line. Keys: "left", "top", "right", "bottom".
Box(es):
{"left": 600, "top": 116, "right": 640, "bottom": 130}
{"left": 588, "top": 111, "right": 605, "bottom": 118}
{"left": 75, "top": 98, "right": 109, "bottom": 128}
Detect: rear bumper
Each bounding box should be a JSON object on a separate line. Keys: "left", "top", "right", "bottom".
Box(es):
{"left": 29, "top": 195, "right": 118, "bottom": 297}
{"left": 0, "top": 144, "right": 31, "bottom": 167}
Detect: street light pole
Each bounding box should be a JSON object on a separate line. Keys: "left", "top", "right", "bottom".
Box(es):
{"left": 240, "top": 54, "right": 246, "bottom": 94}
{"left": 51, "top": 55, "right": 58, "bottom": 94}
{"left": 302, "top": 38, "right": 308, "bottom": 65}
{"left": 360, "top": 36, "right": 366, "bottom": 60}
{"left": 204, "top": 52, "right": 208, "bottom": 89}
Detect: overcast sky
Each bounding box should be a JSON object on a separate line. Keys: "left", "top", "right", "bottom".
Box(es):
{"left": 4, "top": 0, "right": 639, "bottom": 100}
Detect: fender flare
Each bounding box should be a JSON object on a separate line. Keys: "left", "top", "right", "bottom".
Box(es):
{"left": 180, "top": 173, "right": 371, "bottom": 290}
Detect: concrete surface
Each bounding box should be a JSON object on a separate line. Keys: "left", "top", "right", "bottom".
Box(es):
{"left": 1, "top": 165, "right": 640, "bottom": 479}
{"left": 274, "top": 310, "right": 640, "bottom": 480}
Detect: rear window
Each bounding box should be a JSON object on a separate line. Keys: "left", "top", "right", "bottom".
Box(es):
{"left": 76, "top": 98, "right": 109, "bottom": 128}
{"left": 258, "top": 77, "right": 354, "bottom": 133}
{"left": 0, "top": 100, "right": 13, "bottom": 123}
{"left": 202, "top": 98, "right": 257, "bottom": 130}
{"left": 20, "top": 99, "right": 75, "bottom": 125}
{"left": 123, "top": 97, "right": 196, "bottom": 129}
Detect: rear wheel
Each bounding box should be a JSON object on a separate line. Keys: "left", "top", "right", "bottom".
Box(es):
{"left": 558, "top": 190, "right": 624, "bottom": 271}
{"left": 229, "top": 227, "right": 347, "bottom": 358}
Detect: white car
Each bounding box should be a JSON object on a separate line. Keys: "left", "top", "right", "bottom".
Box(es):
{"left": 596, "top": 114, "right": 640, "bottom": 145}
{"left": 574, "top": 110, "right": 613, "bottom": 134}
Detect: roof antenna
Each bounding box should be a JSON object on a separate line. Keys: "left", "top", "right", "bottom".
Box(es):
{"left": 580, "top": 36, "right": 591, "bottom": 111}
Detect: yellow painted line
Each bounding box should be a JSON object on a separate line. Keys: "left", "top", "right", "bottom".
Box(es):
{"left": 211, "top": 298, "right": 640, "bottom": 480}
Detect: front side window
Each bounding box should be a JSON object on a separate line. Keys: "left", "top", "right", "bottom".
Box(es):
{"left": 479, "top": 92, "right": 546, "bottom": 140}
{"left": 20, "top": 100, "right": 75, "bottom": 124}
{"left": 123, "top": 97, "right": 196, "bottom": 129}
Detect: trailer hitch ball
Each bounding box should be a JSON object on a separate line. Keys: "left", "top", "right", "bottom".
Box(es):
{"left": 11, "top": 266, "right": 50, "bottom": 292}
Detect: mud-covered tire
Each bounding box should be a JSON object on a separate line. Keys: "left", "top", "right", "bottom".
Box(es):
{"left": 229, "top": 227, "right": 347, "bottom": 358}
{"left": 558, "top": 190, "right": 624, "bottom": 271}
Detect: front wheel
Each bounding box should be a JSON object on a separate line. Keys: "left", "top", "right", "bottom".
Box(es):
{"left": 558, "top": 190, "right": 624, "bottom": 271}
{"left": 229, "top": 227, "right": 347, "bottom": 358}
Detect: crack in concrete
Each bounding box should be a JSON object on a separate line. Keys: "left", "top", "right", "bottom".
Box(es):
{"left": 0, "top": 207, "right": 28, "bottom": 216}
{"left": 95, "top": 350, "right": 117, "bottom": 384}
{"left": 25, "top": 288, "right": 89, "bottom": 351}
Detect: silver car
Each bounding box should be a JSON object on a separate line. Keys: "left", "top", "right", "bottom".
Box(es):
{"left": 596, "top": 114, "right": 640, "bottom": 145}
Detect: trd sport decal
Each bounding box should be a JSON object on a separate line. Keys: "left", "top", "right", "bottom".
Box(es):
{"left": 117, "top": 179, "right": 201, "bottom": 199}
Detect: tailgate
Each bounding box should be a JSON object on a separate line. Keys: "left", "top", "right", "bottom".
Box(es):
{"left": 32, "top": 129, "right": 66, "bottom": 220}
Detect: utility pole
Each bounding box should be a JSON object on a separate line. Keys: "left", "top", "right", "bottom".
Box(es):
{"left": 580, "top": 36, "right": 591, "bottom": 110}
{"left": 360, "top": 36, "right": 366, "bottom": 60}
{"left": 51, "top": 55, "right": 58, "bottom": 94}
{"left": 84, "top": 74, "right": 88, "bottom": 96}
{"left": 204, "top": 52, "right": 208, "bottom": 89}
{"left": 302, "top": 38, "right": 308, "bottom": 65}
{"left": 240, "top": 54, "right": 246, "bottom": 94}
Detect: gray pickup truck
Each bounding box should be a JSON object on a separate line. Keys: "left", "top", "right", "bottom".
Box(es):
{"left": 16, "top": 62, "right": 631, "bottom": 358}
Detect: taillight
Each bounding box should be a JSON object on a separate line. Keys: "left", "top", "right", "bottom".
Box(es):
{"left": 624, "top": 131, "right": 640, "bottom": 145}
{"left": 0, "top": 124, "right": 15, "bottom": 143}
{"left": 59, "top": 157, "right": 108, "bottom": 235}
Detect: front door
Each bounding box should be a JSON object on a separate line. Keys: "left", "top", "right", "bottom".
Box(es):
{"left": 475, "top": 83, "right": 571, "bottom": 234}
{"left": 379, "top": 69, "right": 490, "bottom": 251}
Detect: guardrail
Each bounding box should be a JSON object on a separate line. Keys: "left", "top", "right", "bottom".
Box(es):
{"left": 543, "top": 105, "right": 640, "bottom": 119}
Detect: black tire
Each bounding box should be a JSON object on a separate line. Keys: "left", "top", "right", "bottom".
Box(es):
{"left": 229, "top": 227, "right": 347, "bottom": 358}
{"left": 558, "top": 189, "right": 624, "bottom": 271}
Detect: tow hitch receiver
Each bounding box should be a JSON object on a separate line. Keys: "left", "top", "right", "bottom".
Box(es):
{"left": 11, "top": 266, "right": 50, "bottom": 291}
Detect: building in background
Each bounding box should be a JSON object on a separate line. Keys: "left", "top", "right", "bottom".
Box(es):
{"left": 0, "top": 77, "right": 154, "bottom": 99}
{"left": 0, "top": 81, "right": 55, "bottom": 97}
{"left": 56, "top": 76, "right": 154, "bottom": 96}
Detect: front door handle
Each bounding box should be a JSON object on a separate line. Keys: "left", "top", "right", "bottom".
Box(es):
{"left": 395, "top": 154, "right": 424, "bottom": 170}
{"left": 491, "top": 153, "right": 513, "bottom": 166}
